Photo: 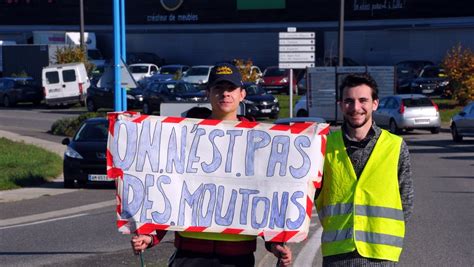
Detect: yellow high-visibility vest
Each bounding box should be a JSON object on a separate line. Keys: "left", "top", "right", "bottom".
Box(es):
{"left": 316, "top": 129, "right": 405, "bottom": 262}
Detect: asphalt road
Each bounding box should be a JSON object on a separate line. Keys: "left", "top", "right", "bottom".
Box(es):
{"left": 0, "top": 107, "right": 473, "bottom": 266}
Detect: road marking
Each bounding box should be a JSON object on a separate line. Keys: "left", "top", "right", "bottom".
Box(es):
{"left": 293, "top": 225, "right": 323, "bottom": 267}
{"left": 0, "top": 213, "right": 88, "bottom": 230}
{"left": 0, "top": 200, "right": 115, "bottom": 227}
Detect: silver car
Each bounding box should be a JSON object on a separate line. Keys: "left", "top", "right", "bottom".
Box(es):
{"left": 450, "top": 102, "right": 474, "bottom": 142}
{"left": 374, "top": 94, "right": 441, "bottom": 134}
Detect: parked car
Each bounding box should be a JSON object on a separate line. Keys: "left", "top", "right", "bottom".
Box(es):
{"left": 62, "top": 117, "right": 110, "bottom": 188}
{"left": 181, "top": 65, "right": 213, "bottom": 85}
{"left": 294, "top": 94, "right": 308, "bottom": 117}
{"left": 86, "top": 83, "right": 143, "bottom": 112}
{"left": 409, "top": 66, "right": 450, "bottom": 98}
{"left": 0, "top": 77, "right": 43, "bottom": 107}
{"left": 259, "top": 66, "right": 297, "bottom": 94}
{"left": 450, "top": 101, "right": 474, "bottom": 142}
{"left": 395, "top": 60, "right": 434, "bottom": 93}
{"left": 142, "top": 80, "right": 207, "bottom": 115}
{"left": 242, "top": 82, "right": 279, "bottom": 119}
{"left": 129, "top": 63, "right": 159, "bottom": 84}
{"left": 274, "top": 116, "right": 326, "bottom": 125}
{"left": 145, "top": 64, "right": 190, "bottom": 84}
{"left": 373, "top": 94, "right": 441, "bottom": 134}
{"left": 126, "top": 52, "right": 165, "bottom": 67}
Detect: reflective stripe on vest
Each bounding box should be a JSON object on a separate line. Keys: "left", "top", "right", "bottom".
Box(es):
{"left": 318, "top": 204, "right": 405, "bottom": 221}
{"left": 316, "top": 129, "right": 405, "bottom": 262}
{"left": 322, "top": 228, "right": 404, "bottom": 248}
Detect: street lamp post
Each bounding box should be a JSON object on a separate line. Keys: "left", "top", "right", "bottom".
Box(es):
{"left": 338, "top": 0, "right": 345, "bottom": 67}
{"left": 79, "top": 0, "right": 85, "bottom": 49}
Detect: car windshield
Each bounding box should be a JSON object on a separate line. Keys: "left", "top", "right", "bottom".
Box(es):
{"left": 14, "top": 79, "right": 37, "bottom": 86}
{"left": 160, "top": 67, "right": 180, "bottom": 75}
{"left": 264, "top": 68, "right": 286, "bottom": 77}
{"left": 245, "top": 84, "right": 266, "bottom": 96}
{"left": 185, "top": 67, "right": 210, "bottom": 76}
{"left": 421, "top": 68, "right": 447, "bottom": 78}
{"left": 167, "top": 83, "right": 199, "bottom": 93}
{"left": 74, "top": 121, "right": 108, "bottom": 142}
{"left": 402, "top": 98, "right": 433, "bottom": 107}
{"left": 130, "top": 66, "right": 149, "bottom": 73}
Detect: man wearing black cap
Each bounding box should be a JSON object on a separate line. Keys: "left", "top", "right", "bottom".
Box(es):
{"left": 131, "top": 62, "right": 292, "bottom": 267}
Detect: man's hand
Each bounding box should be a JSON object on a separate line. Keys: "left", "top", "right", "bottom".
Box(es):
{"left": 131, "top": 234, "right": 152, "bottom": 255}
{"left": 271, "top": 243, "right": 292, "bottom": 267}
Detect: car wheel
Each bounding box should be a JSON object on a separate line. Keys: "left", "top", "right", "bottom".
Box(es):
{"left": 86, "top": 99, "right": 97, "bottom": 112}
{"left": 77, "top": 180, "right": 87, "bottom": 188}
{"left": 143, "top": 102, "right": 152, "bottom": 115}
{"left": 64, "top": 176, "right": 75, "bottom": 188}
{"left": 269, "top": 114, "right": 278, "bottom": 120}
{"left": 430, "top": 127, "right": 440, "bottom": 134}
{"left": 296, "top": 110, "right": 308, "bottom": 117}
{"left": 33, "top": 99, "right": 42, "bottom": 106}
{"left": 389, "top": 119, "right": 401, "bottom": 134}
{"left": 451, "top": 124, "right": 463, "bottom": 142}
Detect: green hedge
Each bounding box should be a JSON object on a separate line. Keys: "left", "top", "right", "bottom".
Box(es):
{"left": 51, "top": 112, "right": 106, "bottom": 136}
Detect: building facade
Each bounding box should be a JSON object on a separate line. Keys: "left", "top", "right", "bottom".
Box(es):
{"left": 1, "top": 0, "right": 473, "bottom": 68}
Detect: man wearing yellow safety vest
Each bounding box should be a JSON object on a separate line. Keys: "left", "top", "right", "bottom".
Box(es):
{"left": 316, "top": 73, "right": 414, "bottom": 266}
{"left": 131, "top": 62, "right": 292, "bottom": 267}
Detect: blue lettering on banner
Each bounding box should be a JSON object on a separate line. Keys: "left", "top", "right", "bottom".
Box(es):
{"left": 239, "top": 188, "right": 259, "bottom": 225}
{"left": 251, "top": 196, "right": 270, "bottom": 229}
{"left": 201, "top": 129, "right": 224, "bottom": 173}
{"left": 121, "top": 174, "right": 144, "bottom": 219}
{"left": 166, "top": 126, "right": 187, "bottom": 174}
{"left": 215, "top": 186, "right": 237, "bottom": 226}
{"left": 225, "top": 130, "right": 243, "bottom": 173}
{"left": 197, "top": 183, "right": 217, "bottom": 227}
{"left": 112, "top": 120, "right": 138, "bottom": 171}
{"left": 178, "top": 181, "right": 204, "bottom": 226}
{"left": 151, "top": 175, "right": 172, "bottom": 224}
{"left": 136, "top": 120, "right": 162, "bottom": 172}
{"left": 140, "top": 174, "right": 155, "bottom": 223}
{"left": 269, "top": 192, "right": 289, "bottom": 229}
{"left": 245, "top": 130, "right": 271, "bottom": 176}
{"left": 186, "top": 127, "right": 206, "bottom": 173}
{"left": 267, "top": 135, "right": 290, "bottom": 177}
{"left": 286, "top": 191, "right": 305, "bottom": 229}
{"left": 289, "top": 136, "right": 311, "bottom": 179}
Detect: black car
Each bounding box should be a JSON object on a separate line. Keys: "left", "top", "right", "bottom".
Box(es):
{"left": 409, "top": 66, "right": 450, "bottom": 97}
{"left": 0, "top": 77, "right": 43, "bottom": 107}
{"left": 62, "top": 118, "right": 110, "bottom": 188}
{"left": 126, "top": 52, "right": 166, "bottom": 67}
{"left": 395, "top": 60, "right": 434, "bottom": 93}
{"left": 142, "top": 80, "right": 207, "bottom": 115}
{"left": 86, "top": 82, "right": 144, "bottom": 112}
{"left": 242, "top": 83, "right": 280, "bottom": 119}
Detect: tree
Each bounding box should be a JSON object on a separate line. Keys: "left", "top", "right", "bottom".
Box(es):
{"left": 442, "top": 44, "right": 474, "bottom": 105}
{"left": 54, "top": 46, "right": 95, "bottom": 75}
{"left": 233, "top": 59, "right": 260, "bottom": 82}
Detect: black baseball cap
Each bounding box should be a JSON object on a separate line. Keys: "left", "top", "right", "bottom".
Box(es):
{"left": 207, "top": 63, "right": 243, "bottom": 89}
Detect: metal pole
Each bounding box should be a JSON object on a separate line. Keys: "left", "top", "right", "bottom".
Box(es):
{"left": 120, "top": 0, "right": 127, "bottom": 111}
{"left": 113, "top": 0, "right": 122, "bottom": 111}
{"left": 79, "top": 0, "right": 85, "bottom": 49}
{"left": 338, "top": 0, "right": 345, "bottom": 67}
{"left": 289, "top": 68, "right": 293, "bottom": 118}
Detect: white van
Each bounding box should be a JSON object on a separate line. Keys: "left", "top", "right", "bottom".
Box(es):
{"left": 42, "top": 63, "right": 90, "bottom": 106}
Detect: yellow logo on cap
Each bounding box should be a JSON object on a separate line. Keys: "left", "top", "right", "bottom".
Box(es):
{"left": 216, "top": 66, "right": 233, "bottom": 75}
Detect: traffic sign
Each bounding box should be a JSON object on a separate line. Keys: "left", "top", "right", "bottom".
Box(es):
{"left": 279, "top": 32, "right": 315, "bottom": 39}
{"left": 279, "top": 39, "right": 315, "bottom": 45}
{"left": 279, "top": 46, "right": 315, "bottom": 52}
{"left": 279, "top": 52, "right": 315, "bottom": 62}
{"left": 279, "top": 62, "right": 315, "bottom": 69}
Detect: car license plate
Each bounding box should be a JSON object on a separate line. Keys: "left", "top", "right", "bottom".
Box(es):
{"left": 88, "top": 174, "right": 112, "bottom": 181}
{"left": 415, "top": 119, "right": 430, "bottom": 124}
{"left": 422, "top": 89, "right": 434, "bottom": 93}
{"left": 261, "top": 109, "right": 272, "bottom": 113}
